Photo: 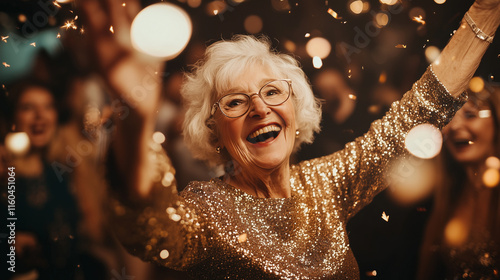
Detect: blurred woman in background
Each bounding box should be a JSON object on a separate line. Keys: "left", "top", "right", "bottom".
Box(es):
{"left": 418, "top": 85, "right": 500, "bottom": 279}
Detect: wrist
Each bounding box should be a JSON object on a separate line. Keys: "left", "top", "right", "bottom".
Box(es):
{"left": 467, "top": 4, "right": 500, "bottom": 37}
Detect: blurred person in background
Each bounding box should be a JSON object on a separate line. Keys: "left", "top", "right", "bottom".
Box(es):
{"left": 0, "top": 79, "right": 105, "bottom": 279}
{"left": 418, "top": 84, "right": 500, "bottom": 279}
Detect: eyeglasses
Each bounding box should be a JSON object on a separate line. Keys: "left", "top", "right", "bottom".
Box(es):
{"left": 211, "top": 79, "right": 292, "bottom": 118}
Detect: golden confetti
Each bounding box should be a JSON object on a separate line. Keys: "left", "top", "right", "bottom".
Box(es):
{"left": 327, "top": 8, "right": 342, "bottom": 19}
{"left": 61, "top": 20, "right": 77, "bottom": 30}
{"left": 57, "top": 33, "right": 61, "bottom": 38}
{"left": 348, "top": 94, "right": 357, "bottom": 100}
{"left": 366, "top": 270, "right": 377, "bottom": 277}
{"left": 74, "top": 15, "right": 78, "bottom": 20}
{"left": 412, "top": 15, "right": 426, "bottom": 25}
{"left": 395, "top": 44, "right": 407, "bottom": 48}
{"left": 110, "top": 25, "right": 114, "bottom": 33}
{"left": 53, "top": 1, "right": 61, "bottom": 8}
{"left": 305, "top": 33, "right": 311, "bottom": 38}
{"left": 122, "top": 2, "right": 126, "bottom": 6}
{"left": 238, "top": 233, "right": 248, "bottom": 243}
{"left": 2, "top": 62, "right": 10, "bottom": 68}
{"left": 1, "top": 35, "right": 9, "bottom": 43}
{"left": 381, "top": 211, "right": 389, "bottom": 222}
{"left": 80, "top": 27, "right": 85, "bottom": 34}
{"left": 30, "top": 42, "right": 36, "bottom": 47}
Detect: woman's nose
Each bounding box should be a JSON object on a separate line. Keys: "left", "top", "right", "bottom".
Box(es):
{"left": 248, "top": 95, "right": 271, "bottom": 117}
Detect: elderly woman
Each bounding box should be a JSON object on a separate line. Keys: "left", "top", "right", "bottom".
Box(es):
{"left": 80, "top": 0, "right": 500, "bottom": 278}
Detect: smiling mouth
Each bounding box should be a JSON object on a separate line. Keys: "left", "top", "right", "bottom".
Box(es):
{"left": 247, "top": 124, "right": 282, "bottom": 144}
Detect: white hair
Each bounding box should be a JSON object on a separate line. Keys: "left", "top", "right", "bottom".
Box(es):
{"left": 181, "top": 35, "right": 322, "bottom": 166}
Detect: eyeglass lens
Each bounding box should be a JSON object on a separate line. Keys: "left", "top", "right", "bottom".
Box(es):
{"left": 218, "top": 80, "right": 290, "bottom": 117}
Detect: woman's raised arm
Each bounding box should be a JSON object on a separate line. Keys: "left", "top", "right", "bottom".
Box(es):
{"left": 433, "top": 0, "right": 500, "bottom": 96}
{"left": 80, "top": 0, "right": 163, "bottom": 199}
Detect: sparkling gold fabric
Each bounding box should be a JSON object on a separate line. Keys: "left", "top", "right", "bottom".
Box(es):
{"left": 109, "top": 67, "right": 467, "bottom": 279}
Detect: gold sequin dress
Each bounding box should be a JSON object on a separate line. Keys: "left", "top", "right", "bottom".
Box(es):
{"left": 109, "top": 67, "right": 467, "bottom": 279}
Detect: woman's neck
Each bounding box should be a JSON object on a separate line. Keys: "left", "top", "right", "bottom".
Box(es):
{"left": 13, "top": 150, "right": 44, "bottom": 177}
{"left": 463, "top": 161, "right": 487, "bottom": 190}
{"left": 227, "top": 162, "right": 291, "bottom": 198}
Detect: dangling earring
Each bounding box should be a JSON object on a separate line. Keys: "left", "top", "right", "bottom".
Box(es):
{"left": 216, "top": 146, "right": 221, "bottom": 154}
{"left": 295, "top": 130, "right": 300, "bottom": 139}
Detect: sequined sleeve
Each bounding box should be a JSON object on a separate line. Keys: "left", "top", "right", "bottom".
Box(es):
{"left": 294, "top": 66, "right": 467, "bottom": 220}
{"left": 107, "top": 142, "right": 209, "bottom": 270}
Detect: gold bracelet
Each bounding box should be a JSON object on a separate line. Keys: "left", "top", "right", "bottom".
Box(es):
{"left": 463, "top": 12, "right": 494, "bottom": 44}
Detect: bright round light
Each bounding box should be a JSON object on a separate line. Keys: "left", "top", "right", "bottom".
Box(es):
{"left": 483, "top": 168, "right": 500, "bottom": 188}
{"left": 244, "top": 15, "right": 263, "bottom": 34}
{"left": 469, "top": 76, "right": 485, "bottom": 93}
{"left": 375, "top": 12, "right": 389, "bottom": 27}
{"left": 159, "top": 249, "right": 169, "bottom": 259}
{"left": 5, "top": 132, "right": 30, "bottom": 155}
{"left": 444, "top": 218, "right": 468, "bottom": 246}
{"left": 349, "top": 0, "right": 364, "bottom": 14}
{"left": 425, "top": 46, "right": 441, "bottom": 64}
{"left": 434, "top": 0, "right": 446, "bottom": 4}
{"left": 312, "top": 56, "right": 323, "bottom": 69}
{"left": 305, "top": 37, "right": 331, "bottom": 59}
{"left": 152, "top": 131, "right": 166, "bottom": 144}
{"left": 131, "top": 3, "right": 192, "bottom": 59}
{"left": 486, "top": 156, "right": 500, "bottom": 169}
{"left": 405, "top": 124, "right": 442, "bottom": 159}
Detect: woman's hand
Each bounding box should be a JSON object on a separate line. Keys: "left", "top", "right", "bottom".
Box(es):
{"left": 79, "top": 0, "right": 163, "bottom": 117}
{"left": 432, "top": 0, "right": 500, "bottom": 96}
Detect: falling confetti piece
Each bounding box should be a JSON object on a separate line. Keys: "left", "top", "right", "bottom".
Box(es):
{"left": 238, "top": 233, "right": 247, "bottom": 243}
{"left": 412, "top": 15, "right": 426, "bottom": 25}
{"left": 366, "top": 270, "right": 377, "bottom": 277}
{"left": 327, "top": 8, "right": 342, "bottom": 19}
{"left": 1, "top": 35, "right": 9, "bottom": 43}
{"left": 74, "top": 15, "right": 78, "bottom": 20}
{"left": 110, "top": 25, "right": 114, "bottom": 33}
{"left": 61, "top": 20, "right": 77, "bottom": 30}
{"left": 30, "top": 42, "right": 36, "bottom": 47}
{"left": 53, "top": 1, "right": 61, "bottom": 8}
{"left": 348, "top": 94, "right": 357, "bottom": 100}
{"left": 3, "top": 62, "right": 10, "bottom": 67}
{"left": 395, "top": 44, "right": 407, "bottom": 48}
{"left": 80, "top": 27, "right": 85, "bottom": 34}
{"left": 57, "top": 33, "right": 61, "bottom": 38}
{"left": 305, "top": 33, "right": 310, "bottom": 38}
{"left": 381, "top": 211, "right": 389, "bottom": 222}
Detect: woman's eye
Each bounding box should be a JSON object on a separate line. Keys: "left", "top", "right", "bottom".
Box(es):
{"left": 264, "top": 89, "right": 281, "bottom": 97}
{"left": 227, "top": 99, "right": 244, "bottom": 108}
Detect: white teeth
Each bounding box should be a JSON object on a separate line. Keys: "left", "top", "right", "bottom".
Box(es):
{"left": 249, "top": 125, "right": 281, "bottom": 139}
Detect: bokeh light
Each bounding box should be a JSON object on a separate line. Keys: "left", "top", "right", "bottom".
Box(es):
{"left": 405, "top": 124, "right": 442, "bottom": 159}
{"left": 434, "top": 0, "right": 446, "bottom": 4}
{"left": 387, "top": 157, "right": 436, "bottom": 205}
{"left": 160, "top": 249, "right": 170, "bottom": 259}
{"left": 424, "top": 46, "right": 441, "bottom": 64}
{"left": 153, "top": 131, "right": 166, "bottom": 144}
{"left": 469, "top": 76, "right": 485, "bottom": 93}
{"left": 312, "top": 56, "right": 323, "bottom": 69}
{"left": 483, "top": 168, "right": 500, "bottom": 188}
{"left": 131, "top": 3, "right": 192, "bottom": 59}
{"left": 444, "top": 218, "right": 468, "bottom": 247}
{"left": 375, "top": 12, "right": 389, "bottom": 27}
{"left": 305, "top": 37, "right": 331, "bottom": 59}
{"left": 486, "top": 156, "right": 500, "bottom": 169}
{"left": 187, "top": 0, "right": 202, "bottom": 8}
{"left": 349, "top": 0, "right": 364, "bottom": 14}
{"left": 5, "top": 132, "right": 30, "bottom": 155}
{"left": 283, "top": 40, "right": 296, "bottom": 53}
{"left": 244, "top": 15, "right": 263, "bottom": 34}
{"left": 206, "top": 1, "right": 227, "bottom": 16}
{"left": 379, "top": 0, "right": 398, "bottom": 5}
